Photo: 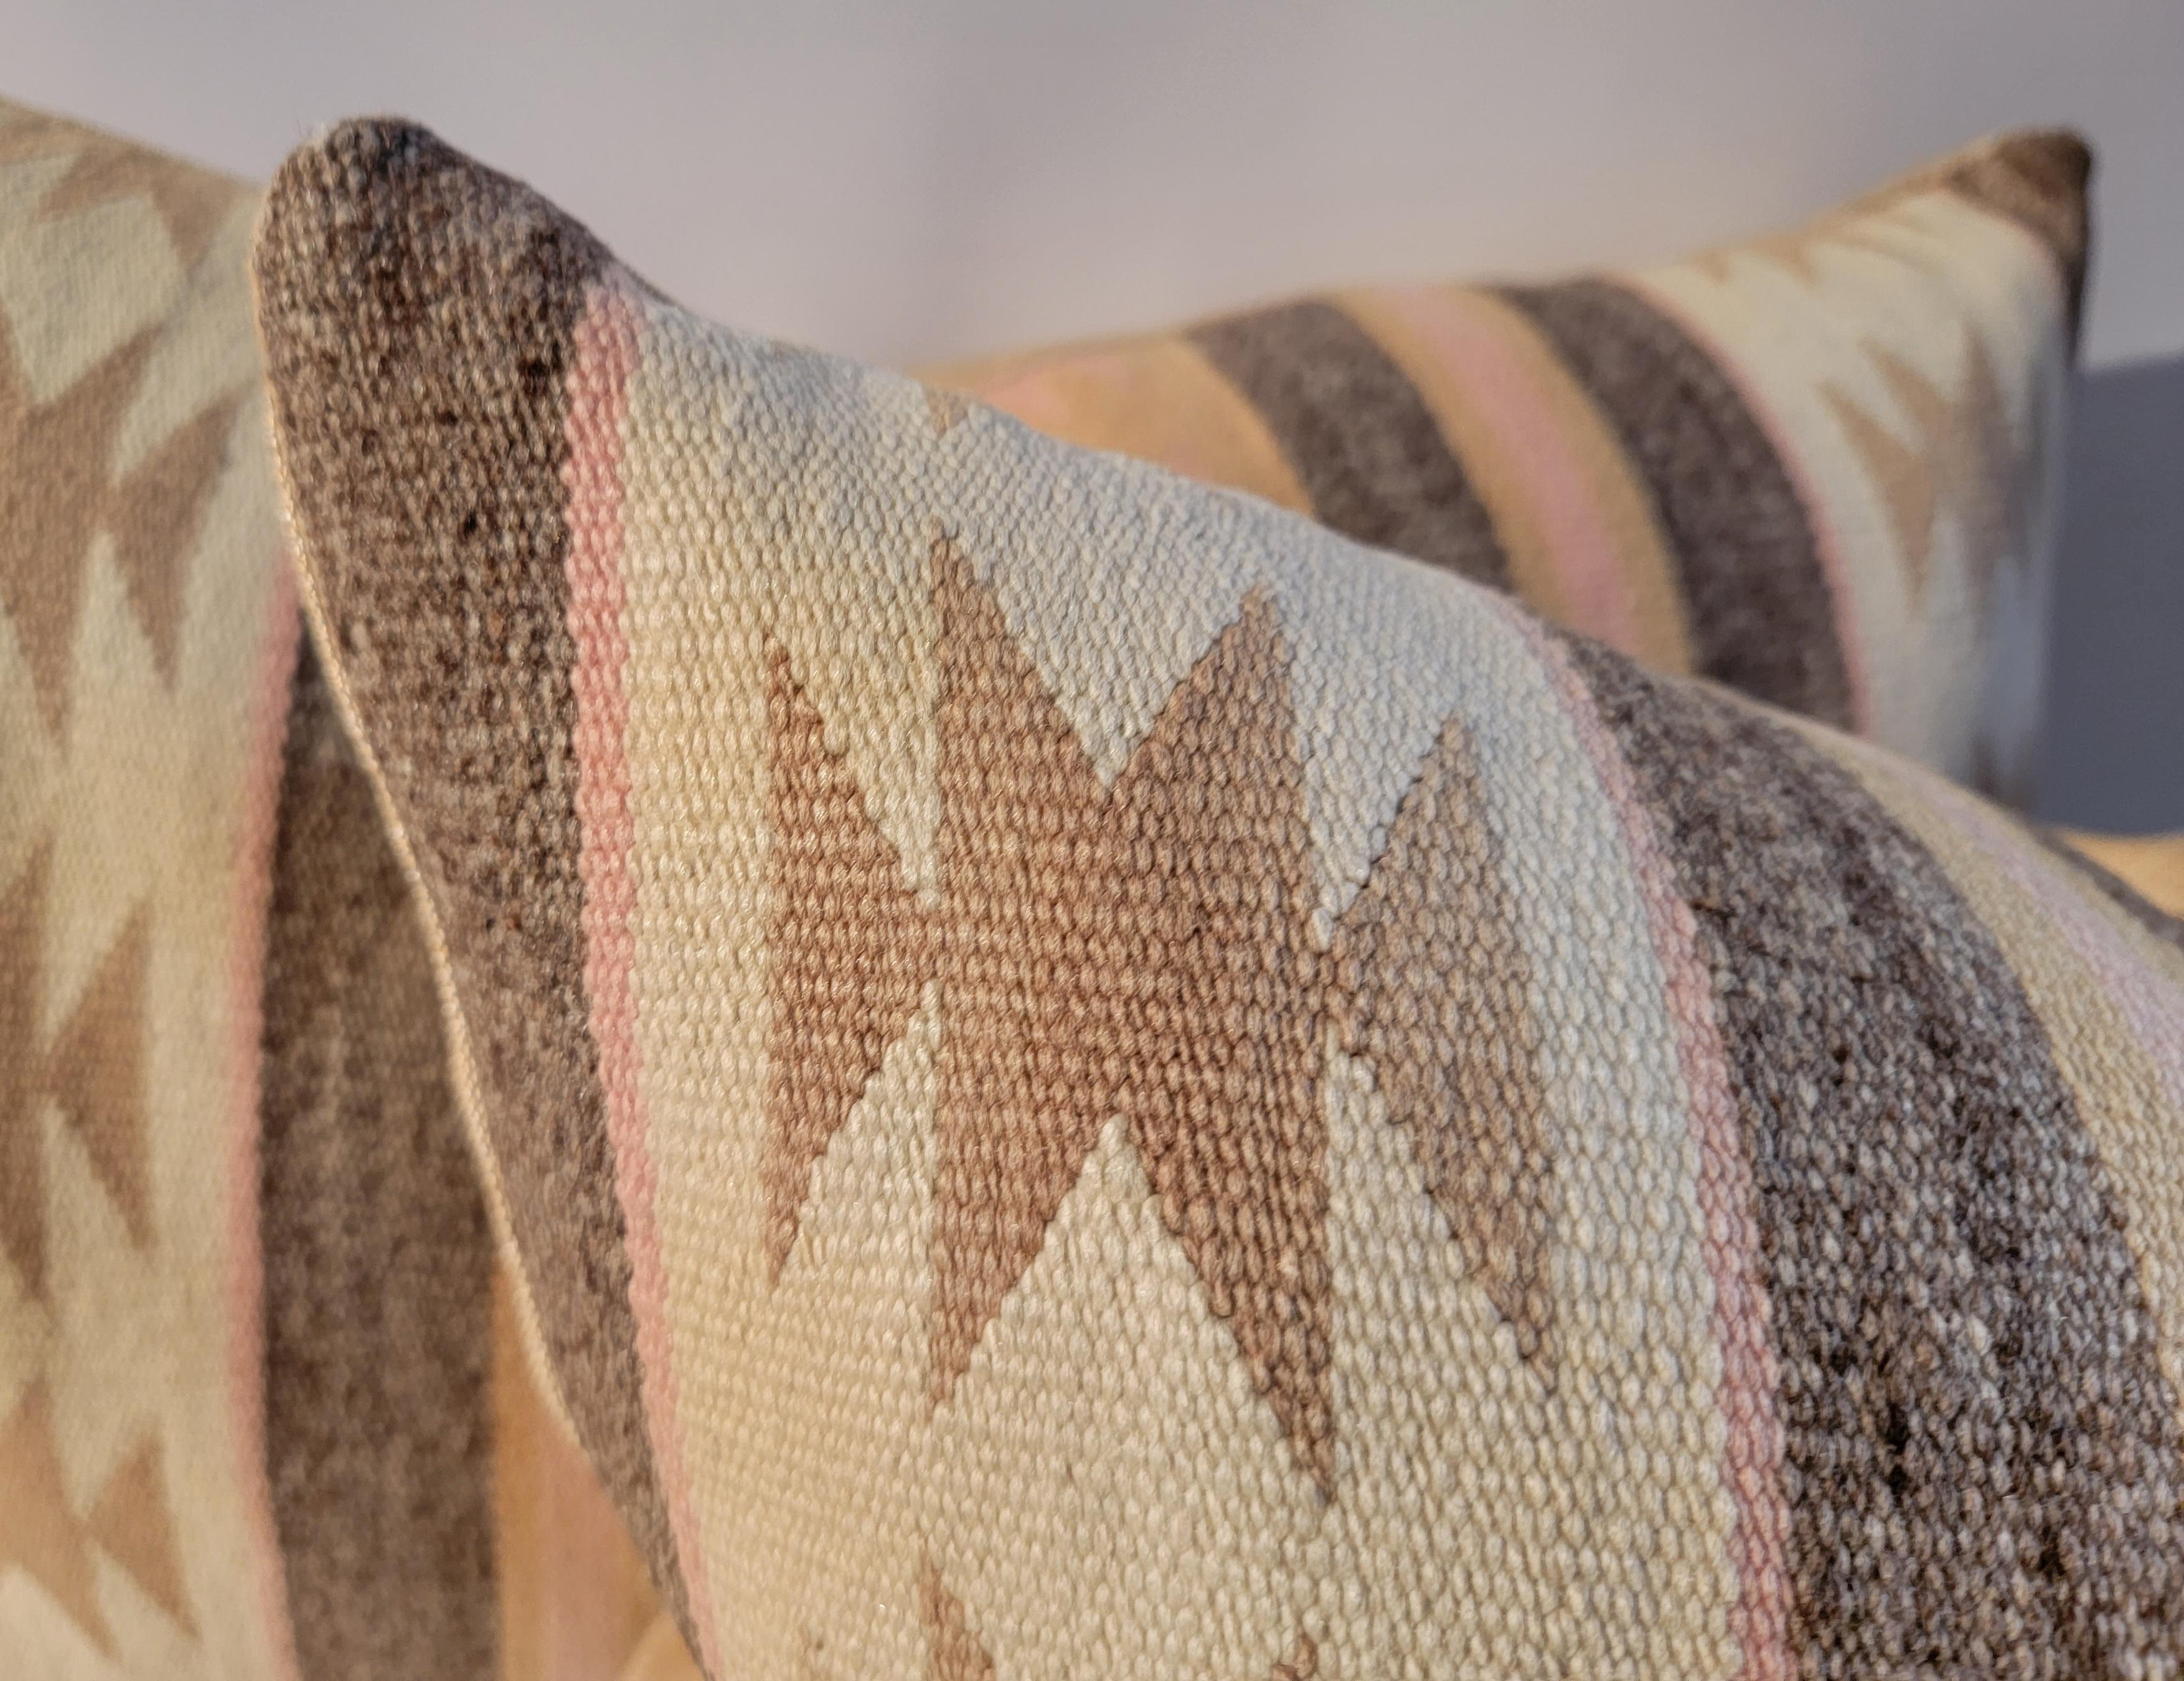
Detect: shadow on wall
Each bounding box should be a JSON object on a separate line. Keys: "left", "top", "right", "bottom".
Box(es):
{"left": 2038, "top": 352, "right": 2184, "bottom": 831}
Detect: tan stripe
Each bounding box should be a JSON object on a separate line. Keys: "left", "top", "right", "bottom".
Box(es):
{"left": 491, "top": 1267, "right": 544, "bottom": 1681}
{"left": 2059, "top": 829, "right": 2184, "bottom": 921}
{"left": 614, "top": 1617, "right": 704, "bottom": 1681}
{"left": 1482, "top": 298, "right": 1694, "bottom": 674}
{"left": 1340, "top": 286, "right": 1693, "bottom": 674}
{"left": 491, "top": 1263, "right": 664, "bottom": 1681}
{"left": 927, "top": 332, "right": 1313, "bottom": 513}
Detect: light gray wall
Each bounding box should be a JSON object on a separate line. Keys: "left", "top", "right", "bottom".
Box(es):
{"left": 6, "top": 0, "right": 2179, "bottom": 822}
{"left": 6, "top": 1, "right": 2180, "bottom": 370}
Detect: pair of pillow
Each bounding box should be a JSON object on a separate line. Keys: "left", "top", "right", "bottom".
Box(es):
{"left": 6, "top": 93, "right": 2175, "bottom": 1679}
{"left": 255, "top": 116, "right": 2184, "bottom": 1681}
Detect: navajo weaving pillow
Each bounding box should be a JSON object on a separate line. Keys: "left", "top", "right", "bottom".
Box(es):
{"left": 0, "top": 99, "right": 661, "bottom": 1680}
{"left": 931, "top": 130, "right": 2090, "bottom": 801}
{"left": 256, "top": 121, "right": 2184, "bottom": 1679}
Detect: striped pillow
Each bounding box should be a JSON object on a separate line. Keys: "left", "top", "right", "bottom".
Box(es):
{"left": 256, "top": 120, "right": 2184, "bottom": 1679}
{"left": 931, "top": 131, "right": 2089, "bottom": 801}
{"left": 0, "top": 98, "right": 661, "bottom": 1680}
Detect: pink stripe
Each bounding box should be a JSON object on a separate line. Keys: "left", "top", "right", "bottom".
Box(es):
{"left": 1495, "top": 601, "right": 1791, "bottom": 1679}
{"left": 1619, "top": 276, "right": 1876, "bottom": 738}
{"left": 223, "top": 560, "right": 303, "bottom": 1681}
{"left": 1378, "top": 287, "right": 1649, "bottom": 652}
{"left": 561, "top": 276, "right": 722, "bottom": 1674}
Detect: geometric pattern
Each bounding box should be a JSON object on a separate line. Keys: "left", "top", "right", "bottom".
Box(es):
{"left": 0, "top": 97, "right": 272, "bottom": 1679}
{"left": 4, "top": 97, "right": 683, "bottom": 1681}
{"left": 916, "top": 1551, "right": 994, "bottom": 1681}
{"left": 766, "top": 543, "right": 1560, "bottom": 1491}
{"left": 105, "top": 91, "right": 2175, "bottom": 1681}
{"left": 1624, "top": 153, "right": 2076, "bottom": 798}
{"left": 0, "top": 1382, "right": 194, "bottom": 1655}
{"left": 253, "top": 120, "right": 2184, "bottom": 1679}
{"left": 0, "top": 109, "right": 250, "bottom": 733}
{"left": 0, "top": 1382, "right": 110, "bottom": 1652}
{"left": 0, "top": 845, "right": 152, "bottom": 1302}
{"left": 0, "top": 93, "right": 257, "bottom": 1322}
{"left": 1720, "top": 202, "right": 2043, "bottom": 618}
{"left": 1821, "top": 332, "right": 2025, "bottom": 607}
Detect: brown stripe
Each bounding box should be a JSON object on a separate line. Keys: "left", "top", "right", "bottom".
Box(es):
{"left": 2037, "top": 827, "right": 2184, "bottom": 959}
{"left": 1499, "top": 280, "right": 1857, "bottom": 730}
{"left": 253, "top": 121, "right": 692, "bottom": 1648}
{"left": 1565, "top": 635, "right": 2184, "bottom": 1672}
{"left": 257, "top": 639, "right": 496, "bottom": 1680}
{"left": 1187, "top": 298, "right": 1510, "bottom": 586}
{"left": 1942, "top": 130, "right": 2092, "bottom": 349}
{"left": 1338, "top": 286, "right": 1697, "bottom": 676}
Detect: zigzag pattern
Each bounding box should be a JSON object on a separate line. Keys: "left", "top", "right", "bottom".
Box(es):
{"left": 1682, "top": 174, "right": 2049, "bottom": 619}
{"left": 764, "top": 540, "right": 1558, "bottom": 1494}
{"left": 0, "top": 1380, "right": 192, "bottom": 1659}
{"left": 0, "top": 101, "right": 271, "bottom": 1672}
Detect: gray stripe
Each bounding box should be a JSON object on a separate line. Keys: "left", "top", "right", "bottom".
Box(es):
{"left": 1500, "top": 279, "right": 1857, "bottom": 731}
{"left": 1188, "top": 298, "right": 1510, "bottom": 586}
{"left": 254, "top": 120, "right": 696, "bottom": 1657}
{"left": 258, "top": 639, "right": 496, "bottom": 1681}
{"left": 1566, "top": 632, "right": 2184, "bottom": 1675}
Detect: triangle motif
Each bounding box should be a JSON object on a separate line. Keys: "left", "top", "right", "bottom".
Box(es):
{"left": 85, "top": 1434, "right": 195, "bottom": 1635}
{"left": 0, "top": 1381, "right": 111, "bottom": 1654}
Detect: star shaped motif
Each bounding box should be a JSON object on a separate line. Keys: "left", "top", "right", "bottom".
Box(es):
{"left": 763, "top": 539, "right": 1563, "bottom": 1494}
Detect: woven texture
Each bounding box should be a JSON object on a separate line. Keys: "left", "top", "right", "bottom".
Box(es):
{"left": 0, "top": 98, "right": 664, "bottom": 1681}
{"left": 930, "top": 130, "right": 2089, "bottom": 803}
{"left": 256, "top": 120, "right": 2184, "bottom": 1680}
{"left": 0, "top": 96, "right": 299, "bottom": 1679}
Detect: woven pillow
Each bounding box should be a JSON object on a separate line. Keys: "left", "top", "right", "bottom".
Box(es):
{"left": 930, "top": 131, "right": 2089, "bottom": 800}
{"left": 255, "top": 120, "right": 2184, "bottom": 1679}
{"left": 0, "top": 98, "right": 662, "bottom": 1680}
